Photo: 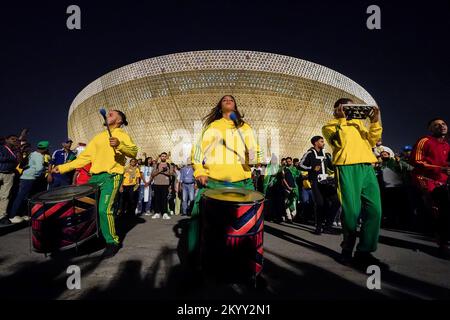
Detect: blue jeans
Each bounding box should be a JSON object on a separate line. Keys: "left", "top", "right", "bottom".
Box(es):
{"left": 9, "top": 179, "right": 35, "bottom": 218}
{"left": 302, "top": 188, "right": 313, "bottom": 205}
{"left": 182, "top": 183, "right": 195, "bottom": 215}
{"left": 137, "top": 185, "right": 152, "bottom": 213}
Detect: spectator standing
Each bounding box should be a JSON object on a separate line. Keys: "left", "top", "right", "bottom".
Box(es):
{"left": 47, "top": 139, "right": 76, "bottom": 189}
{"left": 252, "top": 163, "right": 264, "bottom": 192}
{"left": 72, "top": 144, "right": 91, "bottom": 186}
{"left": 300, "top": 136, "right": 340, "bottom": 235}
{"left": 180, "top": 163, "right": 195, "bottom": 216}
{"left": 168, "top": 165, "right": 178, "bottom": 215}
{"left": 263, "top": 154, "right": 284, "bottom": 222}
{"left": 138, "top": 157, "right": 153, "bottom": 216}
{"left": 151, "top": 152, "right": 173, "bottom": 220}
{"left": 120, "top": 159, "right": 141, "bottom": 217}
{"left": 9, "top": 141, "right": 49, "bottom": 223}
{"left": 410, "top": 118, "right": 450, "bottom": 259}
{"left": 0, "top": 135, "right": 20, "bottom": 226}
{"left": 281, "top": 157, "right": 300, "bottom": 223}
{"left": 378, "top": 151, "right": 414, "bottom": 228}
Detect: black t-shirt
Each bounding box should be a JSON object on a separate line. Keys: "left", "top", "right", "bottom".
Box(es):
{"left": 299, "top": 148, "right": 333, "bottom": 182}
{"left": 283, "top": 167, "right": 296, "bottom": 189}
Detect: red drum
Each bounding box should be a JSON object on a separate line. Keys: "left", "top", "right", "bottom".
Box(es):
{"left": 200, "top": 187, "right": 264, "bottom": 281}
{"left": 29, "top": 185, "right": 99, "bottom": 253}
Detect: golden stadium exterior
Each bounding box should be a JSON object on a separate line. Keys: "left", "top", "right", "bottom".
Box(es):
{"left": 67, "top": 50, "right": 376, "bottom": 162}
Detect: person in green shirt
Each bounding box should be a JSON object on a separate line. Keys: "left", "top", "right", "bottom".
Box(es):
{"left": 281, "top": 157, "right": 300, "bottom": 223}
{"left": 9, "top": 141, "right": 48, "bottom": 223}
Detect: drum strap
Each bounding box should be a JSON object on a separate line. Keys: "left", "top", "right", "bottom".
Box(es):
{"left": 4, "top": 145, "right": 17, "bottom": 159}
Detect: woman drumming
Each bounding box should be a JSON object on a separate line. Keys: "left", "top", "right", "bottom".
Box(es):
{"left": 188, "top": 95, "right": 262, "bottom": 259}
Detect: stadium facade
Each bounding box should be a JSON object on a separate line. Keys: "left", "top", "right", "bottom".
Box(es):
{"left": 67, "top": 50, "right": 376, "bottom": 163}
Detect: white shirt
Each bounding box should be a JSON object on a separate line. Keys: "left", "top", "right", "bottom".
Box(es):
{"left": 140, "top": 165, "right": 153, "bottom": 185}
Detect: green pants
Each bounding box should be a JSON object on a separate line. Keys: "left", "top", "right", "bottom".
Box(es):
{"left": 89, "top": 173, "right": 123, "bottom": 244}
{"left": 336, "top": 164, "right": 381, "bottom": 253}
{"left": 285, "top": 187, "right": 299, "bottom": 212}
{"left": 188, "top": 178, "right": 255, "bottom": 254}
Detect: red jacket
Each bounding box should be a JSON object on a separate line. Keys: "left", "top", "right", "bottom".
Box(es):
{"left": 75, "top": 163, "right": 92, "bottom": 185}
{"left": 410, "top": 135, "right": 450, "bottom": 192}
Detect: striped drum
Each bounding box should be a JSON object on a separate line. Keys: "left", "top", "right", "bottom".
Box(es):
{"left": 29, "top": 185, "right": 99, "bottom": 253}
{"left": 200, "top": 187, "right": 264, "bottom": 281}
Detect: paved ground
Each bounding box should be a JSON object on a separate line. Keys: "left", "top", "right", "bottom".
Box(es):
{"left": 1, "top": 215, "right": 449, "bottom": 300}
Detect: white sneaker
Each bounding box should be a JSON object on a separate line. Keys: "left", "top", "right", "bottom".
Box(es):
{"left": 152, "top": 213, "right": 161, "bottom": 219}
{"left": 337, "top": 222, "right": 342, "bottom": 227}
{"left": 144, "top": 211, "right": 152, "bottom": 216}
{"left": 21, "top": 216, "right": 30, "bottom": 222}
{"left": 170, "top": 211, "right": 174, "bottom": 215}
{"left": 162, "top": 213, "right": 171, "bottom": 220}
{"left": 333, "top": 221, "right": 338, "bottom": 227}
{"left": 10, "top": 216, "right": 24, "bottom": 224}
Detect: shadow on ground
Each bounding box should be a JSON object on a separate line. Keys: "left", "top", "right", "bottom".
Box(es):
{"left": 1, "top": 219, "right": 449, "bottom": 300}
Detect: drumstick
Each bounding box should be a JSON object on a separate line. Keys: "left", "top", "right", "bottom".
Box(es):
{"left": 99, "top": 108, "right": 112, "bottom": 138}
{"left": 230, "top": 112, "right": 248, "bottom": 152}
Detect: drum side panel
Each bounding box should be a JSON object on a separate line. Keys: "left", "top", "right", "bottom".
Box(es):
{"left": 30, "top": 187, "right": 98, "bottom": 253}
{"left": 200, "top": 197, "right": 264, "bottom": 280}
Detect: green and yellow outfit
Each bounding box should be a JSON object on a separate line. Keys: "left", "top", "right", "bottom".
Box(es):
{"left": 58, "top": 128, "right": 138, "bottom": 244}
{"left": 283, "top": 165, "right": 300, "bottom": 212}
{"left": 263, "top": 161, "right": 280, "bottom": 195}
{"left": 189, "top": 118, "right": 262, "bottom": 254}
{"left": 322, "top": 118, "right": 382, "bottom": 253}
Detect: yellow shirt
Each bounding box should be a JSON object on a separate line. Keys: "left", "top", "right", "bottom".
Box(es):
{"left": 192, "top": 118, "right": 262, "bottom": 182}
{"left": 44, "top": 154, "right": 51, "bottom": 177}
{"left": 322, "top": 118, "right": 382, "bottom": 166}
{"left": 123, "top": 167, "right": 141, "bottom": 186}
{"left": 58, "top": 128, "right": 138, "bottom": 175}
{"left": 301, "top": 171, "right": 312, "bottom": 189}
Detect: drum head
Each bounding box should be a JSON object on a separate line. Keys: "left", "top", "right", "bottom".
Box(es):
{"left": 31, "top": 185, "right": 97, "bottom": 203}
{"left": 203, "top": 187, "right": 264, "bottom": 204}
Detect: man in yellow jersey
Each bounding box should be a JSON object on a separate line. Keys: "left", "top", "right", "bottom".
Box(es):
{"left": 52, "top": 110, "right": 138, "bottom": 258}
{"left": 322, "top": 98, "right": 387, "bottom": 269}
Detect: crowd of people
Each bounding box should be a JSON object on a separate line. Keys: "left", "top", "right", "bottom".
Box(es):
{"left": 0, "top": 137, "right": 197, "bottom": 224}
{"left": 0, "top": 97, "right": 449, "bottom": 265}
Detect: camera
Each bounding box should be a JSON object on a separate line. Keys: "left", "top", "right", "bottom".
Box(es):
{"left": 341, "top": 104, "right": 374, "bottom": 120}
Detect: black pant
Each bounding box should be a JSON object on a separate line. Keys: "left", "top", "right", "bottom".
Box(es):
{"left": 153, "top": 184, "right": 169, "bottom": 214}
{"left": 381, "top": 186, "right": 412, "bottom": 228}
{"left": 120, "top": 185, "right": 138, "bottom": 217}
{"left": 432, "top": 185, "right": 450, "bottom": 245}
{"left": 311, "top": 181, "right": 340, "bottom": 228}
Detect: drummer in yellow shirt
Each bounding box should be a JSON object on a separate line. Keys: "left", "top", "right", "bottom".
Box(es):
{"left": 188, "top": 95, "right": 262, "bottom": 257}
{"left": 52, "top": 110, "right": 138, "bottom": 258}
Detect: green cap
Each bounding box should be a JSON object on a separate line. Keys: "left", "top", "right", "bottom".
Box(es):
{"left": 37, "top": 141, "right": 49, "bottom": 149}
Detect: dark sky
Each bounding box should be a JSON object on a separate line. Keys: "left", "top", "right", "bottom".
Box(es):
{"left": 1, "top": 0, "right": 449, "bottom": 153}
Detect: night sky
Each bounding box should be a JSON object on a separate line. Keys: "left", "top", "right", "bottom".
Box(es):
{"left": 1, "top": 0, "right": 449, "bottom": 153}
